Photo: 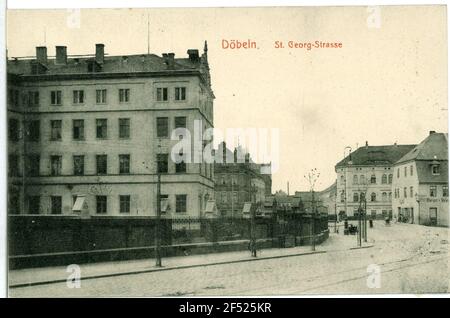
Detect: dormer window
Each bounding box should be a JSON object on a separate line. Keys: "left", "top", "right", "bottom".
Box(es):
{"left": 431, "top": 164, "right": 440, "bottom": 175}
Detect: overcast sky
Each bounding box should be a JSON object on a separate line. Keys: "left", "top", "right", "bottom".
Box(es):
{"left": 7, "top": 6, "right": 448, "bottom": 192}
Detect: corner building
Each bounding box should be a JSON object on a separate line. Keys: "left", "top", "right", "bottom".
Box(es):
{"left": 7, "top": 43, "right": 215, "bottom": 218}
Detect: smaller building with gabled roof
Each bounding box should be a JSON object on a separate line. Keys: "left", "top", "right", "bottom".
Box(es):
{"left": 392, "top": 131, "right": 448, "bottom": 226}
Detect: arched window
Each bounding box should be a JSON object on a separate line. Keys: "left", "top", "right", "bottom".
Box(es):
{"left": 382, "top": 192, "right": 387, "bottom": 201}
{"left": 388, "top": 174, "right": 393, "bottom": 184}
{"left": 353, "top": 175, "right": 358, "bottom": 185}
{"left": 360, "top": 175, "right": 365, "bottom": 184}
{"left": 353, "top": 193, "right": 359, "bottom": 202}
{"left": 370, "top": 175, "right": 376, "bottom": 184}
{"left": 371, "top": 192, "right": 376, "bottom": 202}
{"left": 381, "top": 174, "right": 387, "bottom": 184}
{"left": 340, "top": 192, "right": 345, "bottom": 203}
{"left": 389, "top": 192, "right": 392, "bottom": 200}
{"left": 340, "top": 175, "right": 344, "bottom": 185}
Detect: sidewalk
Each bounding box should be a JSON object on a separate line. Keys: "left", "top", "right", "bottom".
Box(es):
{"left": 9, "top": 244, "right": 326, "bottom": 288}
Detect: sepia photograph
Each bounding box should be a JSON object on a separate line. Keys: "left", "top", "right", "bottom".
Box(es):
{"left": 2, "top": 2, "right": 449, "bottom": 300}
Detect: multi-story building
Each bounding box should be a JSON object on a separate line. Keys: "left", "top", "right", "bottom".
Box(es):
{"left": 392, "top": 131, "right": 448, "bottom": 226}
{"left": 335, "top": 142, "right": 415, "bottom": 219}
{"left": 214, "top": 142, "right": 272, "bottom": 217}
{"left": 7, "top": 43, "right": 215, "bottom": 218}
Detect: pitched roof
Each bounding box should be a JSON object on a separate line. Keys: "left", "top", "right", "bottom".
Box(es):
{"left": 396, "top": 132, "right": 448, "bottom": 164}
{"left": 416, "top": 161, "right": 448, "bottom": 184}
{"left": 335, "top": 144, "right": 416, "bottom": 168}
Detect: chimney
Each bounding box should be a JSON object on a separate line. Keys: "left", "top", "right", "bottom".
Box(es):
{"left": 187, "top": 49, "right": 199, "bottom": 62}
{"left": 165, "top": 53, "right": 175, "bottom": 69}
{"left": 233, "top": 148, "right": 237, "bottom": 163}
{"left": 55, "top": 46, "right": 67, "bottom": 64}
{"left": 365, "top": 141, "right": 368, "bottom": 148}
{"left": 95, "top": 43, "right": 105, "bottom": 64}
{"left": 36, "top": 46, "right": 47, "bottom": 64}
{"left": 429, "top": 130, "right": 436, "bottom": 135}
{"left": 245, "top": 153, "right": 250, "bottom": 164}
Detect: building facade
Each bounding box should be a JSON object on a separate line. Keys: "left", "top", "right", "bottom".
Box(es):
{"left": 318, "top": 182, "right": 337, "bottom": 217}
{"left": 214, "top": 142, "right": 272, "bottom": 217}
{"left": 7, "top": 43, "right": 215, "bottom": 218}
{"left": 392, "top": 131, "right": 448, "bottom": 226}
{"left": 335, "top": 142, "right": 416, "bottom": 219}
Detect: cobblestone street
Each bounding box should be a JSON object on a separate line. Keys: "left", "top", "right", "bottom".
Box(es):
{"left": 9, "top": 221, "right": 450, "bottom": 297}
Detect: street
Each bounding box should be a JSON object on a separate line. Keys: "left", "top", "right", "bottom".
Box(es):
{"left": 10, "top": 221, "right": 450, "bottom": 297}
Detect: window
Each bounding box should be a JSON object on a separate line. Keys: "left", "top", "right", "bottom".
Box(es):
{"left": 404, "top": 166, "right": 407, "bottom": 177}
{"left": 443, "top": 185, "right": 448, "bottom": 197}
{"left": 174, "top": 116, "right": 187, "bottom": 129}
{"left": 50, "top": 91, "right": 62, "bottom": 106}
{"left": 340, "top": 175, "right": 344, "bottom": 185}
{"left": 8, "top": 155, "right": 19, "bottom": 177}
{"left": 96, "top": 89, "right": 107, "bottom": 104}
{"left": 119, "top": 89, "right": 130, "bottom": 102}
{"left": 175, "top": 159, "right": 186, "bottom": 173}
{"left": 26, "top": 155, "right": 40, "bottom": 176}
{"left": 397, "top": 168, "right": 400, "bottom": 178}
{"left": 28, "top": 91, "right": 39, "bottom": 107}
{"left": 119, "top": 118, "right": 130, "bottom": 139}
{"left": 25, "top": 120, "right": 40, "bottom": 142}
{"left": 73, "top": 90, "right": 84, "bottom": 104}
{"left": 120, "top": 195, "right": 130, "bottom": 213}
{"left": 404, "top": 187, "right": 407, "bottom": 198}
{"left": 389, "top": 192, "right": 392, "bottom": 200}
{"left": 73, "top": 155, "right": 84, "bottom": 176}
{"left": 157, "top": 154, "right": 168, "bottom": 173}
{"left": 175, "top": 194, "right": 187, "bottom": 213}
{"left": 381, "top": 174, "right": 387, "bottom": 184}
{"left": 96, "top": 196, "right": 107, "bottom": 214}
{"left": 8, "top": 119, "right": 19, "bottom": 142}
{"left": 232, "top": 192, "right": 238, "bottom": 203}
{"left": 353, "top": 175, "right": 358, "bottom": 185}
{"left": 50, "top": 120, "right": 62, "bottom": 140}
{"left": 8, "top": 89, "right": 19, "bottom": 107}
{"left": 174, "top": 87, "right": 186, "bottom": 101}
{"left": 370, "top": 174, "right": 376, "bottom": 184}
{"left": 156, "top": 87, "right": 168, "bottom": 101}
{"left": 96, "top": 155, "right": 107, "bottom": 174}
{"left": 360, "top": 175, "right": 365, "bottom": 184}
{"left": 50, "top": 155, "right": 62, "bottom": 176}
{"left": 388, "top": 174, "right": 393, "bottom": 184}
{"left": 370, "top": 192, "right": 376, "bottom": 202}
{"left": 360, "top": 192, "right": 365, "bottom": 202}
{"left": 340, "top": 191, "right": 345, "bottom": 203}
{"left": 410, "top": 186, "right": 414, "bottom": 198}
{"left": 51, "top": 196, "right": 62, "bottom": 214}
{"left": 28, "top": 196, "right": 40, "bottom": 214}
{"left": 96, "top": 119, "right": 107, "bottom": 139}
{"left": 156, "top": 117, "right": 169, "bottom": 138}
{"left": 432, "top": 165, "right": 440, "bottom": 175}
{"left": 430, "top": 185, "right": 437, "bottom": 197}
{"left": 382, "top": 192, "right": 387, "bottom": 202}
{"left": 410, "top": 165, "right": 414, "bottom": 176}
{"left": 353, "top": 193, "right": 359, "bottom": 202}
{"left": 119, "top": 154, "right": 130, "bottom": 174}
{"left": 72, "top": 119, "right": 84, "bottom": 140}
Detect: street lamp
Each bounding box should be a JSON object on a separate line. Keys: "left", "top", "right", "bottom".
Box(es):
{"left": 155, "top": 144, "right": 162, "bottom": 267}
{"left": 304, "top": 168, "right": 320, "bottom": 251}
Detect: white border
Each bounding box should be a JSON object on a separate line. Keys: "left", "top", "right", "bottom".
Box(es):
{"left": 1, "top": 0, "right": 449, "bottom": 299}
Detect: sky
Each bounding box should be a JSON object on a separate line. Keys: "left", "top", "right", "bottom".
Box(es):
{"left": 6, "top": 6, "right": 448, "bottom": 192}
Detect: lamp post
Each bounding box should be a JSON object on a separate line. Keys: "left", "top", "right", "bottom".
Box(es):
{"left": 154, "top": 144, "right": 162, "bottom": 268}
{"left": 305, "top": 168, "right": 320, "bottom": 251}
{"left": 249, "top": 181, "right": 257, "bottom": 257}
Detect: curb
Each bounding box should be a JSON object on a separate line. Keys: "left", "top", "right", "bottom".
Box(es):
{"left": 10, "top": 250, "right": 327, "bottom": 289}
{"left": 349, "top": 245, "right": 374, "bottom": 250}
